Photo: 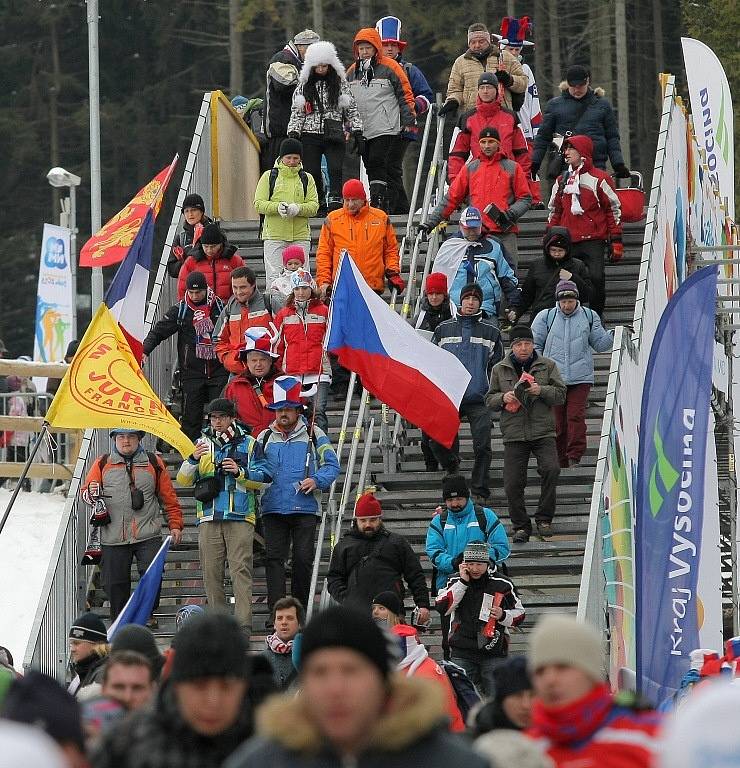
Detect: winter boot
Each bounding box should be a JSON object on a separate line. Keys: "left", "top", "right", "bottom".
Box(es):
{"left": 369, "top": 181, "right": 389, "bottom": 213}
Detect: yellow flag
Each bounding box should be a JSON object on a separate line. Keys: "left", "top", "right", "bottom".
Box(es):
{"left": 47, "top": 304, "right": 196, "bottom": 459}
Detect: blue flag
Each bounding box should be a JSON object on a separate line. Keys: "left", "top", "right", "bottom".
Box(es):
{"left": 635, "top": 266, "right": 718, "bottom": 704}
{"left": 107, "top": 536, "right": 171, "bottom": 640}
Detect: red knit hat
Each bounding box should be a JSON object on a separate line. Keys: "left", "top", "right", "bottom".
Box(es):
{"left": 342, "top": 178, "right": 366, "bottom": 201}
{"left": 425, "top": 272, "right": 448, "bottom": 294}
{"left": 282, "top": 244, "right": 306, "bottom": 266}
{"left": 354, "top": 491, "right": 382, "bottom": 518}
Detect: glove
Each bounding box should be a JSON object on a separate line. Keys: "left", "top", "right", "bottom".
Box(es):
{"left": 530, "top": 163, "right": 540, "bottom": 181}
{"left": 438, "top": 99, "right": 459, "bottom": 117}
{"left": 614, "top": 163, "right": 631, "bottom": 179}
{"left": 386, "top": 270, "right": 406, "bottom": 294}
{"left": 287, "top": 131, "right": 301, "bottom": 139}
{"left": 277, "top": 201, "right": 289, "bottom": 218}
{"left": 414, "top": 95, "right": 430, "bottom": 115}
{"left": 498, "top": 209, "right": 514, "bottom": 229}
{"left": 610, "top": 240, "right": 624, "bottom": 262}
{"left": 496, "top": 69, "right": 514, "bottom": 87}
{"left": 349, "top": 131, "right": 365, "bottom": 156}
{"left": 506, "top": 309, "right": 518, "bottom": 323}
{"left": 286, "top": 203, "right": 300, "bottom": 217}
{"left": 171, "top": 244, "right": 184, "bottom": 262}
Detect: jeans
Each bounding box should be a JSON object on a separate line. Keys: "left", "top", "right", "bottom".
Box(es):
{"left": 430, "top": 401, "right": 492, "bottom": 498}
{"left": 300, "top": 134, "right": 345, "bottom": 205}
{"left": 503, "top": 438, "right": 561, "bottom": 533}
{"left": 262, "top": 240, "right": 310, "bottom": 288}
{"left": 181, "top": 375, "right": 228, "bottom": 441}
{"left": 571, "top": 240, "right": 606, "bottom": 315}
{"left": 306, "top": 380, "right": 330, "bottom": 434}
{"left": 554, "top": 383, "right": 591, "bottom": 466}
{"left": 101, "top": 537, "right": 162, "bottom": 621}
{"left": 198, "top": 520, "right": 254, "bottom": 634}
{"left": 261, "top": 513, "right": 317, "bottom": 611}
{"left": 450, "top": 652, "right": 507, "bottom": 698}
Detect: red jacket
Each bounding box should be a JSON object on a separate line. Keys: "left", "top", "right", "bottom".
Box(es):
{"left": 214, "top": 293, "right": 276, "bottom": 375}
{"left": 429, "top": 150, "right": 532, "bottom": 234}
{"left": 547, "top": 134, "right": 622, "bottom": 243}
{"left": 177, "top": 244, "right": 244, "bottom": 302}
{"left": 224, "top": 371, "right": 279, "bottom": 436}
{"left": 448, "top": 97, "right": 529, "bottom": 181}
{"left": 274, "top": 298, "right": 330, "bottom": 377}
{"left": 528, "top": 683, "right": 661, "bottom": 768}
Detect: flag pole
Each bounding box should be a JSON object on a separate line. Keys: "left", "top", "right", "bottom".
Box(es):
{"left": 0, "top": 423, "right": 50, "bottom": 536}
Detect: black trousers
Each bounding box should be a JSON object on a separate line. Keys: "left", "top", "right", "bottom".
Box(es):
{"left": 361, "top": 134, "right": 405, "bottom": 201}
{"left": 386, "top": 136, "right": 410, "bottom": 214}
{"left": 101, "top": 537, "right": 162, "bottom": 620}
{"left": 430, "top": 401, "right": 492, "bottom": 499}
{"left": 503, "top": 438, "right": 560, "bottom": 533}
{"left": 571, "top": 240, "right": 607, "bottom": 316}
{"left": 181, "top": 375, "right": 228, "bottom": 441}
{"left": 300, "top": 134, "right": 345, "bottom": 204}
{"left": 261, "top": 513, "right": 317, "bottom": 611}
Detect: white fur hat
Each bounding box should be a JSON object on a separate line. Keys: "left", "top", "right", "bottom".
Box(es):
{"left": 299, "top": 40, "right": 346, "bottom": 84}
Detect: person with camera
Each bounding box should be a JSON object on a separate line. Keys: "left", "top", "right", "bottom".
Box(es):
{"left": 485, "top": 326, "right": 566, "bottom": 543}
{"left": 81, "top": 428, "right": 182, "bottom": 623}
{"left": 176, "top": 398, "right": 271, "bottom": 636}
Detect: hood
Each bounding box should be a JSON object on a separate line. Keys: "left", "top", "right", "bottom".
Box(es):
{"left": 193, "top": 242, "right": 237, "bottom": 262}
{"left": 563, "top": 134, "right": 593, "bottom": 161}
{"left": 559, "top": 81, "right": 606, "bottom": 97}
{"left": 300, "top": 40, "right": 346, "bottom": 83}
{"left": 542, "top": 226, "right": 572, "bottom": 259}
{"left": 353, "top": 27, "right": 385, "bottom": 61}
{"left": 272, "top": 157, "right": 305, "bottom": 173}
{"left": 255, "top": 675, "right": 446, "bottom": 753}
{"left": 447, "top": 498, "right": 474, "bottom": 519}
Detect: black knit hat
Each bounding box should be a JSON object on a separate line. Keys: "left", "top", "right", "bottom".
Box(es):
{"left": 493, "top": 656, "right": 532, "bottom": 703}
{"left": 200, "top": 223, "right": 225, "bottom": 246}
{"left": 185, "top": 270, "right": 208, "bottom": 290}
{"left": 279, "top": 137, "right": 303, "bottom": 158}
{"left": 206, "top": 398, "right": 236, "bottom": 417}
{"left": 372, "top": 590, "right": 403, "bottom": 617}
{"left": 299, "top": 606, "right": 397, "bottom": 678}
{"left": 182, "top": 193, "right": 205, "bottom": 213}
{"left": 479, "top": 126, "right": 501, "bottom": 141}
{"left": 110, "top": 624, "right": 164, "bottom": 679}
{"left": 3, "top": 671, "right": 84, "bottom": 750}
{"left": 478, "top": 71, "right": 499, "bottom": 88}
{"left": 170, "top": 612, "right": 250, "bottom": 681}
{"left": 442, "top": 473, "right": 470, "bottom": 500}
{"left": 509, "top": 324, "right": 534, "bottom": 345}
{"left": 460, "top": 283, "right": 484, "bottom": 304}
{"left": 68, "top": 611, "right": 108, "bottom": 643}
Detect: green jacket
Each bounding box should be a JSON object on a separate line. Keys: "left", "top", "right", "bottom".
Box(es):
{"left": 253, "top": 159, "right": 319, "bottom": 242}
{"left": 485, "top": 353, "right": 566, "bottom": 443}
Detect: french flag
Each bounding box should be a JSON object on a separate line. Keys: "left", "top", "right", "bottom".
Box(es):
{"left": 327, "top": 253, "right": 471, "bottom": 447}
{"left": 107, "top": 535, "right": 171, "bottom": 640}
{"left": 104, "top": 208, "right": 155, "bottom": 363}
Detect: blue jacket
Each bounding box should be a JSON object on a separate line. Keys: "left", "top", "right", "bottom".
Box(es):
{"left": 398, "top": 56, "right": 434, "bottom": 141}
{"left": 258, "top": 419, "right": 340, "bottom": 516}
{"left": 432, "top": 313, "right": 503, "bottom": 405}
{"left": 446, "top": 235, "right": 520, "bottom": 317}
{"left": 426, "top": 499, "right": 510, "bottom": 590}
{"left": 531, "top": 304, "right": 613, "bottom": 385}
{"left": 176, "top": 422, "right": 271, "bottom": 524}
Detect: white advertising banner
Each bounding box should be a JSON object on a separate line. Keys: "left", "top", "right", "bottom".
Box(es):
{"left": 681, "top": 37, "right": 735, "bottom": 219}
{"left": 33, "top": 223, "right": 74, "bottom": 375}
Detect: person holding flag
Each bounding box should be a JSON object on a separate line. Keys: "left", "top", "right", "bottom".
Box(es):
{"left": 80, "top": 428, "right": 182, "bottom": 625}
{"left": 257, "top": 376, "right": 339, "bottom": 617}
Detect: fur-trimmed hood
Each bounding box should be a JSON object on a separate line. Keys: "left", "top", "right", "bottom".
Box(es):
{"left": 299, "top": 40, "right": 346, "bottom": 83}
{"left": 255, "top": 674, "right": 446, "bottom": 754}
{"left": 559, "top": 81, "right": 606, "bottom": 97}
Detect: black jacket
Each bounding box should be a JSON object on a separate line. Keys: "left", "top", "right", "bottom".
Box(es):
{"left": 167, "top": 216, "right": 214, "bottom": 278}
{"left": 517, "top": 254, "right": 592, "bottom": 321}
{"left": 327, "top": 525, "right": 430, "bottom": 611}
{"left": 143, "top": 298, "right": 227, "bottom": 381}
{"left": 412, "top": 296, "right": 454, "bottom": 334}
{"left": 265, "top": 44, "right": 302, "bottom": 138}
{"left": 72, "top": 651, "right": 107, "bottom": 694}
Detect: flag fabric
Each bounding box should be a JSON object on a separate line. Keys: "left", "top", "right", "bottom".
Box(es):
{"left": 107, "top": 536, "right": 171, "bottom": 640}
{"left": 104, "top": 208, "right": 155, "bottom": 362}
{"left": 46, "top": 303, "right": 196, "bottom": 459}
{"left": 635, "top": 265, "right": 718, "bottom": 705}
{"left": 326, "top": 253, "right": 471, "bottom": 447}
{"left": 79, "top": 156, "right": 178, "bottom": 267}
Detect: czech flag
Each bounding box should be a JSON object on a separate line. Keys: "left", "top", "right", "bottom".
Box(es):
{"left": 326, "top": 253, "right": 471, "bottom": 448}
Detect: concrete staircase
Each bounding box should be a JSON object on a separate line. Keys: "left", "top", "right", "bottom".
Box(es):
{"left": 87, "top": 210, "right": 645, "bottom": 656}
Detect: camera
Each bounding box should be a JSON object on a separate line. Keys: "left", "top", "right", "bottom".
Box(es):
{"left": 130, "top": 487, "right": 145, "bottom": 511}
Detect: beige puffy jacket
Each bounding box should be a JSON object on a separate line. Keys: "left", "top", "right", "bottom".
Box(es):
{"left": 446, "top": 47, "right": 526, "bottom": 113}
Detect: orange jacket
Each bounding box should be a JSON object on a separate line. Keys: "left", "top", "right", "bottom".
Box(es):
{"left": 214, "top": 292, "right": 276, "bottom": 375}
{"left": 315, "top": 204, "right": 401, "bottom": 292}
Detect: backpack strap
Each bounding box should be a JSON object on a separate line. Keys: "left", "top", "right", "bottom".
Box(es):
{"left": 96, "top": 451, "right": 162, "bottom": 489}
{"left": 546, "top": 307, "right": 557, "bottom": 334}
{"left": 268, "top": 167, "right": 309, "bottom": 199}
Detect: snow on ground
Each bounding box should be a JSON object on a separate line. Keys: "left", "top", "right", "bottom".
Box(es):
{"left": 0, "top": 488, "right": 67, "bottom": 667}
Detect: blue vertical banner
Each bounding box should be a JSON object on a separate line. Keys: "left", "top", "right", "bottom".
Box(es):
{"left": 636, "top": 266, "right": 718, "bottom": 704}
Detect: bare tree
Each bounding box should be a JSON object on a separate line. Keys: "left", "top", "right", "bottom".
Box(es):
{"left": 614, "top": 0, "right": 631, "bottom": 167}
{"left": 229, "top": 0, "right": 243, "bottom": 94}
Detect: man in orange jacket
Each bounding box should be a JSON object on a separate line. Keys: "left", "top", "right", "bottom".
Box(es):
{"left": 316, "top": 178, "right": 405, "bottom": 297}
{"left": 424, "top": 126, "right": 531, "bottom": 266}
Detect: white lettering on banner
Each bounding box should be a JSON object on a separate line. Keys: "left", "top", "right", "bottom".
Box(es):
{"left": 668, "top": 410, "right": 699, "bottom": 656}
{"left": 700, "top": 88, "right": 720, "bottom": 182}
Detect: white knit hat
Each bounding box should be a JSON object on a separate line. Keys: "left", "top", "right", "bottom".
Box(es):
{"left": 528, "top": 614, "right": 605, "bottom": 682}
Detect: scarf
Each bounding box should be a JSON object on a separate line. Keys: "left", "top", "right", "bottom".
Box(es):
{"left": 510, "top": 350, "right": 537, "bottom": 375}
{"left": 266, "top": 633, "right": 294, "bottom": 655}
{"left": 397, "top": 642, "right": 429, "bottom": 676}
{"left": 186, "top": 288, "right": 218, "bottom": 359}
{"left": 358, "top": 57, "right": 374, "bottom": 86}
{"left": 563, "top": 161, "right": 585, "bottom": 215}
{"left": 530, "top": 682, "right": 612, "bottom": 746}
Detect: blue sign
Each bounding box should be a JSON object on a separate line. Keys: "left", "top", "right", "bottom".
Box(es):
{"left": 635, "top": 266, "right": 718, "bottom": 704}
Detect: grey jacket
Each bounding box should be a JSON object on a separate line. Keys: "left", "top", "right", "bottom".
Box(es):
{"left": 486, "top": 353, "right": 567, "bottom": 442}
